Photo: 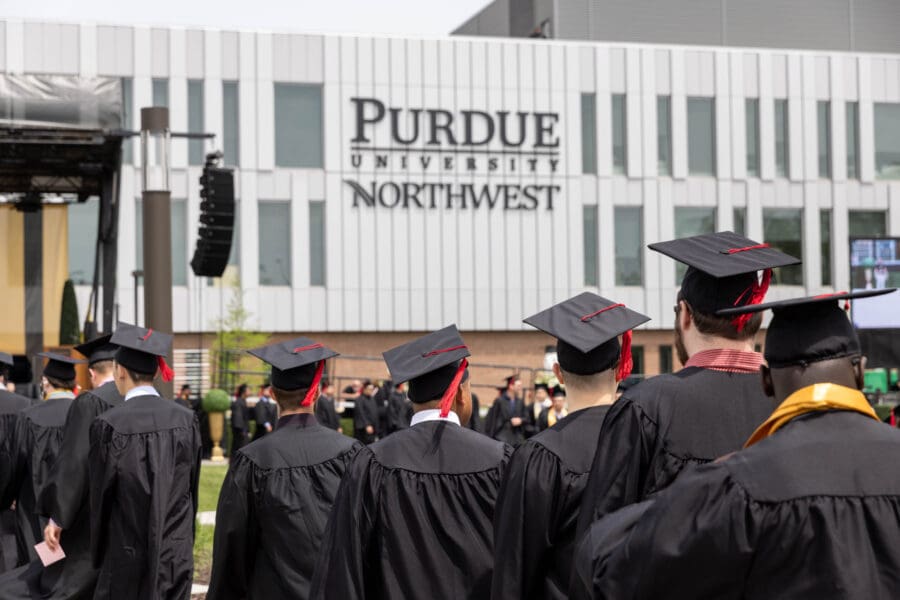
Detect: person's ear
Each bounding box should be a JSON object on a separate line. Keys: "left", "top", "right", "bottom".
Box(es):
{"left": 854, "top": 356, "right": 867, "bottom": 390}
{"left": 552, "top": 362, "right": 565, "bottom": 385}
{"left": 679, "top": 300, "right": 692, "bottom": 332}
{"left": 760, "top": 365, "right": 775, "bottom": 397}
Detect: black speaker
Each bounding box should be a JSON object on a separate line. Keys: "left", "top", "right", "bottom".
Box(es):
{"left": 191, "top": 164, "right": 235, "bottom": 277}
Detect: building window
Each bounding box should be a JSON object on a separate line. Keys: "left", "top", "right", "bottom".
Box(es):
{"left": 817, "top": 101, "right": 831, "bottom": 178}
{"left": 820, "top": 209, "right": 832, "bottom": 286}
{"left": 309, "top": 201, "right": 326, "bottom": 286}
{"left": 611, "top": 93, "right": 627, "bottom": 175}
{"left": 763, "top": 208, "right": 803, "bottom": 285}
{"left": 151, "top": 78, "right": 169, "bottom": 108}
{"left": 774, "top": 99, "right": 790, "bottom": 177}
{"left": 122, "top": 78, "right": 133, "bottom": 164}
{"left": 745, "top": 98, "right": 760, "bottom": 177}
{"left": 849, "top": 210, "right": 887, "bottom": 237}
{"left": 631, "top": 346, "right": 645, "bottom": 376}
{"left": 846, "top": 101, "right": 859, "bottom": 179}
{"left": 674, "top": 207, "right": 716, "bottom": 280}
{"left": 188, "top": 80, "right": 205, "bottom": 166}
{"left": 733, "top": 207, "right": 747, "bottom": 237}
{"left": 687, "top": 97, "right": 716, "bottom": 176}
{"left": 659, "top": 345, "right": 673, "bottom": 374}
{"left": 583, "top": 205, "right": 599, "bottom": 286}
{"left": 581, "top": 93, "right": 597, "bottom": 175}
{"left": 275, "top": 83, "right": 324, "bottom": 168}
{"left": 223, "top": 81, "right": 240, "bottom": 167}
{"left": 171, "top": 199, "right": 187, "bottom": 286}
{"left": 874, "top": 103, "right": 900, "bottom": 179}
{"left": 657, "top": 95, "right": 672, "bottom": 176}
{"left": 614, "top": 206, "right": 642, "bottom": 286}
{"left": 258, "top": 202, "right": 291, "bottom": 286}
{"left": 67, "top": 201, "right": 98, "bottom": 285}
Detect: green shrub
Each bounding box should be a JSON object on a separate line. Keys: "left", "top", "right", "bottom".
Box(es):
{"left": 202, "top": 388, "right": 231, "bottom": 413}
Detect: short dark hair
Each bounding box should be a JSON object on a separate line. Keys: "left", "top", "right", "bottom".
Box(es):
{"left": 126, "top": 367, "right": 155, "bottom": 385}
{"left": 90, "top": 359, "right": 115, "bottom": 375}
{"left": 46, "top": 375, "right": 76, "bottom": 391}
{"left": 272, "top": 386, "right": 312, "bottom": 412}
{"left": 688, "top": 302, "right": 762, "bottom": 341}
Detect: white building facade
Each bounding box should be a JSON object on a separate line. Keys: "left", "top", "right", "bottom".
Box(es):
{"left": 5, "top": 20, "right": 900, "bottom": 339}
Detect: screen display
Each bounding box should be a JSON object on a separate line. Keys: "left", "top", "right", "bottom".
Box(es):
{"left": 850, "top": 238, "right": 900, "bottom": 329}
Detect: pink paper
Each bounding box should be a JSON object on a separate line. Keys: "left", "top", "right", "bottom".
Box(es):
{"left": 34, "top": 541, "right": 65, "bottom": 567}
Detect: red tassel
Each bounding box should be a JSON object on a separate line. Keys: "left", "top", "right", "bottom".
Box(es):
{"left": 843, "top": 300, "right": 851, "bottom": 313}
{"left": 891, "top": 408, "right": 896, "bottom": 427}
{"left": 157, "top": 356, "right": 174, "bottom": 383}
{"left": 732, "top": 269, "right": 772, "bottom": 332}
{"left": 616, "top": 330, "right": 633, "bottom": 382}
{"left": 301, "top": 360, "right": 325, "bottom": 407}
{"left": 439, "top": 358, "right": 469, "bottom": 418}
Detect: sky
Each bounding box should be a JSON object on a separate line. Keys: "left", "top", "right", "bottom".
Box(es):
{"left": 0, "top": 0, "right": 489, "bottom": 36}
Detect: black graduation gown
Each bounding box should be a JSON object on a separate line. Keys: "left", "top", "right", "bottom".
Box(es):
{"left": 230, "top": 396, "right": 249, "bottom": 455}
{"left": 385, "top": 390, "right": 411, "bottom": 434}
{"left": 575, "top": 367, "right": 775, "bottom": 537}
{"left": 492, "top": 405, "right": 609, "bottom": 600}
{"left": 88, "top": 395, "right": 201, "bottom": 600}
{"left": 314, "top": 395, "right": 341, "bottom": 431}
{"left": 467, "top": 393, "right": 481, "bottom": 432}
{"left": 207, "top": 413, "right": 362, "bottom": 600}
{"left": 0, "top": 395, "right": 73, "bottom": 567}
{"left": 0, "top": 390, "right": 33, "bottom": 573}
{"left": 571, "top": 410, "right": 900, "bottom": 600}
{"left": 352, "top": 393, "right": 378, "bottom": 443}
{"left": 487, "top": 393, "right": 527, "bottom": 445}
{"left": 311, "top": 420, "right": 513, "bottom": 600}
{"left": 252, "top": 399, "right": 277, "bottom": 440}
{"left": 0, "top": 381, "right": 126, "bottom": 599}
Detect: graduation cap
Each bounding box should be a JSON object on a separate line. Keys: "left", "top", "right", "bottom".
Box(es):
{"left": 524, "top": 292, "right": 650, "bottom": 380}
{"left": 38, "top": 352, "right": 84, "bottom": 381}
{"left": 649, "top": 231, "right": 801, "bottom": 331}
{"left": 718, "top": 289, "right": 896, "bottom": 368}
{"left": 247, "top": 338, "right": 337, "bottom": 407}
{"left": 534, "top": 382, "right": 550, "bottom": 392}
{"left": 382, "top": 325, "right": 470, "bottom": 418}
{"left": 551, "top": 385, "right": 566, "bottom": 398}
{"left": 110, "top": 322, "right": 174, "bottom": 382}
{"left": 0, "top": 352, "right": 12, "bottom": 368}
{"left": 75, "top": 334, "right": 118, "bottom": 366}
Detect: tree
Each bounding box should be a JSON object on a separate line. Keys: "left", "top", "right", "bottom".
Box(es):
{"left": 210, "top": 274, "right": 269, "bottom": 392}
{"left": 59, "top": 279, "right": 81, "bottom": 345}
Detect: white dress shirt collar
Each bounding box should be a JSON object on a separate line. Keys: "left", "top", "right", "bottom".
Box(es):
{"left": 410, "top": 409, "right": 461, "bottom": 427}
{"left": 125, "top": 385, "right": 160, "bottom": 402}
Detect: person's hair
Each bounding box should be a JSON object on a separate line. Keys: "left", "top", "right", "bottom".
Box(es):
{"left": 125, "top": 367, "right": 155, "bottom": 385}
{"left": 46, "top": 375, "right": 76, "bottom": 391}
{"left": 272, "top": 386, "right": 312, "bottom": 412}
{"left": 685, "top": 299, "right": 763, "bottom": 341}
{"left": 0, "top": 366, "right": 8, "bottom": 382}
{"left": 181, "top": 384, "right": 191, "bottom": 392}
{"left": 235, "top": 383, "right": 248, "bottom": 398}
{"left": 90, "top": 359, "right": 115, "bottom": 376}
{"left": 559, "top": 367, "right": 614, "bottom": 394}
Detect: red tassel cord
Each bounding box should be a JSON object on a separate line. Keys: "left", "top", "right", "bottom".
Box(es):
{"left": 616, "top": 330, "right": 633, "bottom": 382}
{"left": 157, "top": 356, "right": 174, "bottom": 382}
{"left": 732, "top": 269, "right": 772, "bottom": 332}
{"left": 439, "top": 358, "right": 469, "bottom": 418}
{"left": 301, "top": 360, "right": 325, "bottom": 407}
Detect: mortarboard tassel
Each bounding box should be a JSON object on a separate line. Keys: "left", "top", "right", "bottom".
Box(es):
{"left": 732, "top": 268, "right": 772, "bottom": 332}
{"left": 616, "top": 330, "right": 633, "bottom": 382}
{"left": 844, "top": 299, "right": 851, "bottom": 313}
{"left": 301, "top": 360, "right": 325, "bottom": 407}
{"left": 157, "top": 356, "right": 174, "bottom": 383}
{"left": 891, "top": 407, "right": 896, "bottom": 428}
{"left": 439, "top": 358, "right": 469, "bottom": 418}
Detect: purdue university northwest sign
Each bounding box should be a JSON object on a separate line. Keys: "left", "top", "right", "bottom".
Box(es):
{"left": 344, "top": 98, "right": 562, "bottom": 211}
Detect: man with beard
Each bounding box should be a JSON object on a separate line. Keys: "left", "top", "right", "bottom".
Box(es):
{"left": 576, "top": 232, "right": 799, "bottom": 538}
{"left": 571, "top": 289, "right": 900, "bottom": 599}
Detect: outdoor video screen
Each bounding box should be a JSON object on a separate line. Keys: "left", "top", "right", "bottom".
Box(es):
{"left": 850, "top": 238, "right": 900, "bottom": 329}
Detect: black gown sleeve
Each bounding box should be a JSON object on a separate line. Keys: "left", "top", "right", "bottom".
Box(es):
{"left": 191, "top": 418, "right": 202, "bottom": 537}
{"left": 576, "top": 398, "right": 655, "bottom": 538}
{"left": 491, "top": 441, "right": 564, "bottom": 599}
{"left": 0, "top": 415, "right": 23, "bottom": 510}
{"left": 207, "top": 453, "right": 258, "bottom": 600}
{"left": 310, "top": 449, "right": 382, "bottom": 600}
{"left": 37, "top": 394, "right": 104, "bottom": 528}
{"left": 88, "top": 420, "right": 118, "bottom": 569}
{"left": 574, "top": 465, "right": 754, "bottom": 600}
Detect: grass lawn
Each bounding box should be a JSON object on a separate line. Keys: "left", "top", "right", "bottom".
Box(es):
{"left": 194, "top": 463, "right": 229, "bottom": 584}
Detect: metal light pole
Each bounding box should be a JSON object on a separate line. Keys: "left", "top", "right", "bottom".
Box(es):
{"left": 140, "top": 107, "right": 174, "bottom": 398}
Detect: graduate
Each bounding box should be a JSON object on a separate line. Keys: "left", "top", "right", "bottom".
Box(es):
{"left": 87, "top": 323, "right": 201, "bottom": 600}
{"left": 311, "top": 325, "right": 513, "bottom": 600}
{"left": 491, "top": 293, "right": 649, "bottom": 600}
{"left": 576, "top": 231, "right": 798, "bottom": 536}
{"left": 207, "top": 338, "right": 363, "bottom": 600}
{"left": 571, "top": 288, "right": 900, "bottom": 599}
{"left": 486, "top": 375, "right": 528, "bottom": 445}
{"left": 0, "top": 352, "right": 82, "bottom": 570}
{"left": 0, "top": 353, "right": 33, "bottom": 573}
